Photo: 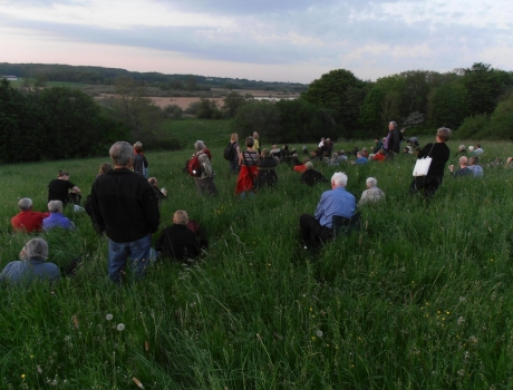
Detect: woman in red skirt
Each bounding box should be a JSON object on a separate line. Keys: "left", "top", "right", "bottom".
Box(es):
{"left": 235, "top": 136, "right": 260, "bottom": 196}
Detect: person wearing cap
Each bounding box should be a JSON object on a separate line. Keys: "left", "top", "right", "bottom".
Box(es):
{"left": 11, "top": 198, "right": 50, "bottom": 233}
{"left": 0, "top": 238, "right": 60, "bottom": 284}
{"left": 300, "top": 172, "right": 356, "bottom": 244}
{"left": 48, "top": 170, "right": 81, "bottom": 206}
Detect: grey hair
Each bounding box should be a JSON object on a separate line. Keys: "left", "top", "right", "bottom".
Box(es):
{"left": 366, "top": 177, "right": 378, "bottom": 187}
{"left": 20, "top": 238, "right": 48, "bottom": 261}
{"left": 436, "top": 127, "right": 452, "bottom": 142}
{"left": 470, "top": 156, "right": 479, "bottom": 165}
{"left": 245, "top": 136, "right": 255, "bottom": 148}
{"left": 48, "top": 200, "right": 63, "bottom": 213}
{"left": 109, "top": 141, "right": 134, "bottom": 166}
{"left": 173, "top": 210, "right": 189, "bottom": 225}
{"left": 18, "top": 198, "right": 33, "bottom": 211}
{"left": 194, "top": 140, "right": 205, "bottom": 152}
{"left": 389, "top": 121, "right": 397, "bottom": 127}
{"left": 305, "top": 161, "right": 314, "bottom": 170}
{"left": 331, "top": 172, "right": 348, "bottom": 187}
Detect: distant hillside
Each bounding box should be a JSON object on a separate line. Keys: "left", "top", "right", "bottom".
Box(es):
{"left": 0, "top": 63, "right": 308, "bottom": 93}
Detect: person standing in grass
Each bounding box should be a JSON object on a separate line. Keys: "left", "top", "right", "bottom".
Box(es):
{"left": 253, "top": 132, "right": 260, "bottom": 154}
{"left": 89, "top": 141, "right": 160, "bottom": 284}
{"left": 193, "top": 140, "right": 217, "bottom": 196}
{"left": 235, "top": 136, "right": 259, "bottom": 197}
{"left": 229, "top": 133, "right": 241, "bottom": 174}
{"left": 300, "top": 172, "right": 356, "bottom": 244}
{"left": 0, "top": 238, "right": 60, "bottom": 284}
{"left": 133, "top": 141, "right": 149, "bottom": 177}
{"left": 48, "top": 170, "right": 81, "bottom": 206}
{"left": 409, "top": 127, "right": 451, "bottom": 198}
{"left": 385, "top": 121, "right": 401, "bottom": 159}
{"left": 11, "top": 198, "right": 50, "bottom": 233}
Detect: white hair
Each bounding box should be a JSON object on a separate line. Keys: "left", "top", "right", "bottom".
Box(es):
{"left": 18, "top": 198, "right": 33, "bottom": 211}
{"left": 20, "top": 238, "right": 48, "bottom": 261}
{"left": 194, "top": 140, "right": 205, "bottom": 151}
{"left": 48, "top": 200, "right": 63, "bottom": 213}
{"left": 331, "top": 172, "right": 348, "bottom": 187}
{"left": 366, "top": 177, "right": 378, "bottom": 187}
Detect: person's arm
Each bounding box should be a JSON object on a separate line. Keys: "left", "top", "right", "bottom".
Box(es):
{"left": 416, "top": 144, "right": 431, "bottom": 159}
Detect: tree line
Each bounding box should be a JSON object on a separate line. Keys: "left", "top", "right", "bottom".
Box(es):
{"left": 221, "top": 63, "right": 513, "bottom": 142}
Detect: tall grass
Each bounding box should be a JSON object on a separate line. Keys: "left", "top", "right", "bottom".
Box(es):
{"left": 1, "top": 138, "right": 513, "bottom": 389}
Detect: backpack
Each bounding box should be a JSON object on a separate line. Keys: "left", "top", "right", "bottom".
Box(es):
{"left": 223, "top": 143, "right": 236, "bottom": 161}
{"left": 187, "top": 155, "right": 203, "bottom": 177}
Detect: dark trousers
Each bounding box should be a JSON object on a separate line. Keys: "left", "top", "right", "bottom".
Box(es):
{"left": 299, "top": 214, "right": 333, "bottom": 244}
{"left": 410, "top": 176, "right": 443, "bottom": 198}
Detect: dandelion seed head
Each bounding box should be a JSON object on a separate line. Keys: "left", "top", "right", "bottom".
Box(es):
{"left": 106, "top": 314, "right": 113, "bottom": 321}
{"left": 117, "top": 323, "right": 125, "bottom": 331}
{"left": 316, "top": 330, "right": 323, "bottom": 338}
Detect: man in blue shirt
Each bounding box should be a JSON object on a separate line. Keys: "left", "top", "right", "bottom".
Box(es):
{"left": 351, "top": 152, "right": 368, "bottom": 165}
{"left": 300, "top": 172, "right": 356, "bottom": 244}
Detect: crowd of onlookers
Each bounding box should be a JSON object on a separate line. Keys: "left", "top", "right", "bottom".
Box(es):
{"left": 2, "top": 126, "right": 511, "bottom": 285}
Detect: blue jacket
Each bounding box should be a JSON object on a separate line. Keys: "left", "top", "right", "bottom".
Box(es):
{"left": 43, "top": 212, "right": 74, "bottom": 231}
{"left": 315, "top": 187, "right": 356, "bottom": 228}
{"left": 0, "top": 259, "right": 60, "bottom": 284}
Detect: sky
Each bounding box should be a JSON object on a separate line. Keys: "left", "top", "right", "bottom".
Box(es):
{"left": 1, "top": 0, "right": 512, "bottom": 84}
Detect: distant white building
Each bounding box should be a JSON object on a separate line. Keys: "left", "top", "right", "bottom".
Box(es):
{"left": 1, "top": 75, "right": 17, "bottom": 81}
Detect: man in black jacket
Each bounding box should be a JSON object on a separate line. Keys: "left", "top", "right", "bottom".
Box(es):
{"left": 90, "top": 141, "right": 160, "bottom": 283}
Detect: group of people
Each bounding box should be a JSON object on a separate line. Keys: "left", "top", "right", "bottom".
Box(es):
{"left": 3, "top": 141, "right": 204, "bottom": 285}
{"left": 3, "top": 123, "right": 501, "bottom": 284}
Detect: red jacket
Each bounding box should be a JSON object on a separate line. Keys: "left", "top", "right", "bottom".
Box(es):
{"left": 11, "top": 211, "right": 50, "bottom": 233}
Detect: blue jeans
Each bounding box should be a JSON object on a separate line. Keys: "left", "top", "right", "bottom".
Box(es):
{"left": 108, "top": 235, "right": 152, "bottom": 283}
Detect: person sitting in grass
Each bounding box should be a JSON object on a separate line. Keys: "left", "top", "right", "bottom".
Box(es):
{"left": 48, "top": 170, "right": 81, "bottom": 206}
{"left": 300, "top": 162, "right": 328, "bottom": 186}
{"left": 329, "top": 153, "right": 340, "bottom": 166}
{"left": 351, "top": 151, "right": 368, "bottom": 165}
{"left": 294, "top": 157, "right": 310, "bottom": 174}
{"left": 299, "top": 172, "right": 357, "bottom": 244}
{"left": 11, "top": 198, "right": 50, "bottom": 233}
{"left": 0, "top": 238, "right": 60, "bottom": 284}
{"left": 358, "top": 177, "right": 386, "bottom": 207}
{"left": 372, "top": 149, "right": 386, "bottom": 162}
{"left": 467, "top": 156, "right": 484, "bottom": 178}
{"left": 448, "top": 156, "right": 472, "bottom": 177}
{"left": 148, "top": 177, "right": 168, "bottom": 205}
{"left": 42, "top": 200, "right": 75, "bottom": 231}
{"left": 155, "top": 210, "right": 202, "bottom": 262}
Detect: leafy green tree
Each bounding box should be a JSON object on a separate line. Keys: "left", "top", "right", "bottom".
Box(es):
{"left": 222, "top": 92, "right": 246, "bottom": 118}
{"left": 232, "top": 101, "right": 281, "bottom": 143}
{"left": 301, "top": 69, "right": 366, "bottom": 136}
{"left": 453, "top": 114, "right": 489, "bottom": 139}
{"left": 427, "top": 83, "right": 469, "bottom": 129}
{"left": 476, "top": 93, "right": 513, "bottom": 139}
{"left": 163, "top": 104, "right": 183, "bottom": 119}
{"left": 461, "top": 62, "right": 513, "bottom": 116}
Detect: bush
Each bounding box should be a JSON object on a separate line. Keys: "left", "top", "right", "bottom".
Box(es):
{"left": 163, "top": 104, "right": 183, "bottom": 120}
{"left": 453, "top": 114, "right": 489, "bottom": 139}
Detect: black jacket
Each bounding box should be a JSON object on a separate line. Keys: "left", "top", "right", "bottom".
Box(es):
{"left": 89, "top": 168, "right": 160, "bottom": 242}
{"left": 155, "top": 224, "right": 200, "bottom": 261}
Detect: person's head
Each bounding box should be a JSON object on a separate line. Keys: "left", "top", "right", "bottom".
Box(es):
{"left": 468, "top": 145, "right": 474, "bottom": 152}
{"left": 476, "top": 144, "right": 481, "bottom": 149}
{"left": 470, "top": 156, "right": 479, "bottom": 165}
{"left": 331, "top": 172, "right": 348, "bottom": 188}
{"left": 272, "top": 144, "right": 278, "bottom": 149}
{"left": 302, "top": 146, "right": 307, "bottom": 150}
{"left": 305, "top": 162, "right": 314, "bottom": 170}
{"left": 20, "top": 238, "right": 48, "bottom": 261}
{"left": 357, "top": 151, "right": 362, "bottom": 158}
{"left": 436, "top": 127, "right": 451, "bottom": 142}
{"left": 58, "top": 170, "right": 70, "bottom": 180}
{"left": 339, "top": 149, "right": 345, "bottom": 155}
{"left": 302, "top": 157, "right": 310, "bottom": 164}
{"left": 173, "top": 210, "right": 189, "bottom": 225}
{"left": 148, "top": 177, "right": 158, "bottom": 187}
{"left": 458, "top": 145, "right": 466, "bottom": 152}
{"left": 98, "top": 163, "right": 113, "bottom": 175}
{"left": 18, "top": 198, "right": 33, "bottom": 211}
{"left": 194, "top": 140, "right": 205, "bottom": 152}
{"left": 362, "top": 147, "right": 367, "bottom": 152}
{"left": 245, "top": 136, "right": 254, "bottom": 148}
{"left": 459, "top": 156, "right": 469, "bottom": 167}
{"left": 48, "top": 200, "right": 63, "bottom": 213}
{"left": 283, "top": 144, "right": 289, "bottom": 150}
{"left": 230, "top": 133, "right": 238, "bottom": 142}
{"left": 133, "top": 141, "right": 143, "bottom": 153}
{"left": 253, "top": 132, "right": 259, "bottom": 139}
{"left": 379, "top": 148, "right": 385, "bottom": 154}
{"left": 388, "top": 121, "right": 397, "bottom": 130}
{"left": 366, "top": 177, "right": 378, "bottom": 188}
{"left": 109, "top": 141, "right": 134, "bottom": 167}
{"left": 332, "top": 153, "right": 338, "bottom": 158}
{"left": 262, "top": 148, "right": 270, "bottom": 157}
{"left": 374, "top": 137, "right": 379, "bottom": 142}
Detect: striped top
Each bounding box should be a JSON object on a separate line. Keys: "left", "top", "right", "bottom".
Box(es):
{"left": 241, "top": 150, "right": 259, "bottom": 166}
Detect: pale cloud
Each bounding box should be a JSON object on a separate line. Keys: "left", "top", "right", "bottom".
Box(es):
{"left": 0, "top": 0, "right": 512, "bottom": 83}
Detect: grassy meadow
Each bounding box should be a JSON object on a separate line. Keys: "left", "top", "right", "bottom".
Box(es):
{"left": 1, "top": 129, "right": 513, "bottom": 389}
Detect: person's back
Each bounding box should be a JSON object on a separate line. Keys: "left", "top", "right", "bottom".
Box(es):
{"left": 133, "top": 153, "right": 147, "bottom": 176}
{"left": 468, "top": 164, "right": 484, "bottom": 177}
{"left": 257, "top": 155, "right": 278, "bottom": 188}
{"left": 301, "top": 165, "right": 327, "bottom": 186}
{"left": 43, "top": 213, "right": 74, "bottom": 231}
